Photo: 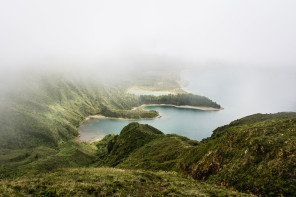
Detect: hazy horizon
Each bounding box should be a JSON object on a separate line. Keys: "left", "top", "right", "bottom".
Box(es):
{"left": 1, "top": 0, "right": 296, "bottom": 72}
{"left": 1, "top": 1, "right": 296, "bottom": 107}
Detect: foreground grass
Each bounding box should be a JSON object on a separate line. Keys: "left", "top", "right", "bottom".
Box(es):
{"left": 97, "top": 113, "right": 296, "bottom": 196}
{"left": 0, "top": 167, "right": 254, "bottom": 197}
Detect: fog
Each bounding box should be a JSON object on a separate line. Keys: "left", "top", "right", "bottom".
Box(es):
{"left": 0, "top": 1, "right": 296, "bottom": 99}
{"left": 1, "top": 0, "right": 296, "bottom": 71}
{"left": 0, "top": 0, "right": 296, "bottom": 152}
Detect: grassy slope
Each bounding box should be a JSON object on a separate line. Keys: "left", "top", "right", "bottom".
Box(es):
{"left": 105, "top": 123, "right": 164, "bottom": 167}
{"left": 2, "top": 113, "right": 295, "bottom": 196}
{"left": 0, "top": 76, "right": 157, "bottom": 179}
{"left": 0, "top": 168, "right": 253, "bottom": 197}
{"left": 0, "top": 75, "right": 219, "bottom": 178}
{"left": 0, "top": 76, "right": 156, "bottom": 149}
{"left": 181, "top": 112, "right": 296, "bottom": 196}
{"left": 0, "top": 75, "right": 217, "bottom": 150}
{"left": 99, "top": 113, "right": 296, "bottom": 196}
{"left": 0, "top": 140, "right": 98, "bottom": 178}
{"left": 117, "top": 134, "right": 198, "bottom": 171}
{"left": 1, "top": 75, "right": 295, "bottom": 196}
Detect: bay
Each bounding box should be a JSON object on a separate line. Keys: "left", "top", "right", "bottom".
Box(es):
{"left": 78, "top": 66, "right": 296, "bottom": 142}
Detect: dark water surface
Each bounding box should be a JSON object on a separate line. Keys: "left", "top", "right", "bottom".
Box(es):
{"left": 78, "top": 67, "right": 296, "bottom": 142}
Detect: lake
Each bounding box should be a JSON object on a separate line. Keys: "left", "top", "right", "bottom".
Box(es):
{"left": 78, "top": 66, "right": 296, "bottom": 142}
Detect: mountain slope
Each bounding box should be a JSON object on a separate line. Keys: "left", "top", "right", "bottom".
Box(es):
{"left": 0, "top": 75, "right": 218, "bottom": 150}
{"left": 1, "top": 75, "right": 295, "bottom": 196}
{"left": 180, "top": 112, "right": 296, "bottom": 196}
{"left": 2, "top": 113, "right": 295, "bottom": 196}
{"left": 104, "top": 123, "right": 164, "bottom": 167}
{"left": 97, "top": 113, "right": 296, "bottom": 196}
{"left": 0, "top": 167, "right": 253, "bottom": 196}
{"left": 0, "top": 76, "right": 155, "bottom": 149}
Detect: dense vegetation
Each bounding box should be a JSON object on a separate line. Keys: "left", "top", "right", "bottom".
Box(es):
{"left": 0, "top": 168, "right": 252, "bottom": 196}
{"left": 1, "top": 75, "right": 295, "bottom": 196}
{"left": 0, "top": 76, "right": 219, "bottom": 150}
{"left": 3, "top": 112, "right": 294, "bottom": 196}
{"left": 140, "top": 94, "right": 221, "bottom": 108}
{"left": 0, "top": 76, "right": 159, "bottom": 150}
{"left": 94, "top": 113, "right": 296, "bottom": 196}
{"left": 180, "top": 112, "right": 296, "bottom": 196}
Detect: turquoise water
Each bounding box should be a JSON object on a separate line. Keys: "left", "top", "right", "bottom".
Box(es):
{"left": 78, "top": 106, "right": 222, "bottom": 142}
{"left": 78, "top": 67, "right": 296, "bottom": 142}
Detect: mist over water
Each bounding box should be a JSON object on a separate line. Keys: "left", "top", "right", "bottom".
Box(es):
{"left": 184, "top": 67, "right": 296, "bottom": 114}
{"left": 1, "top": 1, "right": 296, "bottom": 141}
{"left": 1, "top": 2, "right": 296, "bottom": 196}
{"left": 78, "top": 66, "right": 296, "bottom": 142}
{"left": 182, "top": 66, "right": 296, "bottom": 128}
{"left": 1, "top": 0, "right": 296, "bottom": 70}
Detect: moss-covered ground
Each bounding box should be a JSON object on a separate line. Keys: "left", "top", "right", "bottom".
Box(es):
{"left": 0, "top": 167, "right": 253, "bottom": 197}
{"left": 0, "top": 74, "right": 295, "bottom": 196}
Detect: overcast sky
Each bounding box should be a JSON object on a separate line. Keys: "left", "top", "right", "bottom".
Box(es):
{"left": 0, "top": 0, "right": 296, "bottom": 70}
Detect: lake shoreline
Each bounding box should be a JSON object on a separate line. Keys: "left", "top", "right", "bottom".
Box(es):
{"left": 77, "top": 103, "right": 222, "bottom": 142}
{"left": 132, "top": 104, "right": 223, "bottom": 111}
{"left": 79, "top": 103, "right": 222, "bottom": 127}
{"left": 76, "top": 113, "right": 162, "bottom": 142}
{"left": 83, "top": 114, "right": 162, "bottom": 122}
{"left": 78, "top": 80, "right": 222, "bottom": 142}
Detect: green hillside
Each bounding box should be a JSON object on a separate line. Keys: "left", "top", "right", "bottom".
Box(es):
{"left": 0, "top": 168, "right": 252, "bottom": 197}
{"left": 0, "top": 76, "right": 218, "bottom": 150}
{"left": 1, "top": 76, "right": 295, "bottom": 196}
{"left": 95, "top": 113, "right": 296, "bottom": 196}
{"left": 3, "top": 113, "right": 294, "bottom": 196}
{"left": 0, "top": 76, "right": 148, "bottom": 149}
{"left": 181, "top": 112, "right": 296, "bottom": 196}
